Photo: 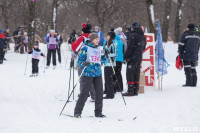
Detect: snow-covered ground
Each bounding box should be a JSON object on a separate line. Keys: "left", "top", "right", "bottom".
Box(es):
{"left": 0, "top": 43, "right": 200, "bottom": 133}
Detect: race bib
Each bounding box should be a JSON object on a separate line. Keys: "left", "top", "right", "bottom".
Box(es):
{"left": 49, "top": 37, "right": 57, "bottom": 44}
{"left": 87, "top": 46, "right": 101, "bottom": 64}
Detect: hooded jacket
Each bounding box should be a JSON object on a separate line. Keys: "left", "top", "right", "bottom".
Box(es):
{"left": 115, "top": 35, "right": 124, "bottom": 62}
{"left": 78, "top": 41, "right": 107, "bottom": 77}
{"left": 124, "top": 27, "right": 146, "bottom": 63}
{"left": 178, "top": 30, "right": 200, "bottom": 62}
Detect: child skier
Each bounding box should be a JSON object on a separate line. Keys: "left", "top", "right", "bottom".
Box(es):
{"left": 28, "top": 41, "right": 46, "bottom": 77}
{"left": 103, "top": 31, "right": 118, "bottom": 99}
{"left": 74, "top": 33, "right": 107, "bottom": 118}
{"left": 46, "top": 30, "right": 58, "bottom": 69}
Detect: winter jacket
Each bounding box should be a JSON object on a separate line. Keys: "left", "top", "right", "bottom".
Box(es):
{"left": 78, "top": 41, "right": 107, "bottom": 77}
{"left": 124, "top": 27, "right": 146, "bottom": 63}
{"left": 178, "top": 30, "right": 200, "bottom": 62}
{"left": 96, "top": 30, "right": 104, "bottom": 46}
{"left": 0, "top": 33, "right": 6, "bottom": 49}
{"left": 3, "top": 31, "right": 10, "bottom": 45}
{"left": 28, "top": 48, "right": 44, "bottom": 60}
{"left": 103, "top": 39, "right": 118, "bottom": 67}
{"left": 57, "top": 34, "right": 63, "bottom": 46}
{"left": 46, "top": 36, "right": 59, "bottom": 50}
{"left": 71, "top": 33, "right": 90, "bottom": 53}
{"left": 115, "top": 35, "right": 124, "bottom": 62}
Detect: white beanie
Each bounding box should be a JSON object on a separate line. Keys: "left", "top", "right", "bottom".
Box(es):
{"left": 114, "top": 27, "right": 123, "bottom": 35}
{"left": 51, "top": 30, "right": 55, "bottom": 33}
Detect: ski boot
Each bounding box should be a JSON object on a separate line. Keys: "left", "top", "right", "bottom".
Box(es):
{"left": 122, "top": 84, "right": 134, "bottom": 96}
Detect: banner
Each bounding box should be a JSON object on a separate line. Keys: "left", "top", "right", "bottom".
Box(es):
{"left": 141, "top": 33, "right": 155, "bottom": 87}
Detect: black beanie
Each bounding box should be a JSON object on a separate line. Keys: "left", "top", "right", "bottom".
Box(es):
{"left": 82, "top": 23, "right": 92, "bottom": 33}
{"left": 187, "top": 23, "right": 195, "bottom": 30}
{"left": 34, "top": 41, "right": 39, "bottom": 46}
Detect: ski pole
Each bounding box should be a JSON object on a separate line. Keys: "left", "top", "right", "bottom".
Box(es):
{"left": 73, "top": 64, "right": 75, "bottom": 100}
{"left": 68, "top": 64, "right": 72, "bottom": 99}
{"left": 24, "top": 52, "right": 29, "bottom": 75}
{"left": 59, "top": 66, "right": 87, "bottom": 116}
{"left": 107, "top": 55, "right": 126, "bottom": 106}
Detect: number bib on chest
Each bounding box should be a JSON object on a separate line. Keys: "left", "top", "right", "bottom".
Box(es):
{"left": 87, "top": 46, "right": 101, "bottom": 64}
{"left": 32, "top": 49, "right": 41, "bottom": 60}
{"left": 49, "top": 37, "right": 57, "bottom": 44}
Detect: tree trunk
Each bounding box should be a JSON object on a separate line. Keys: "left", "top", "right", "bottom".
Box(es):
{"left": 0, "top": 0, "right": 9, "bottom": 28}
{"left": 174, "top": 0, "right": 183, "bottom": 43}
{"left": 27, "top": 0, "right": 36, "bottom": 50}
{"left": 51, "top": 0, "right": 58, "bottom": 30}
{"left": 146, "top": 0, "right": 156, "bottom": 36}
{"left": 162, "top": 0, "right": 172, "bottom": 42}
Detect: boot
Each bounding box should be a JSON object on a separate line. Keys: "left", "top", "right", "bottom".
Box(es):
{"left": 95, "top": 111, "right": 106, "bottom": 118}
{"left": 134, "top": 83, "right": 139, "bottom": 96}
{"left": 122, "top": 84, "right": 134, "bottom": 96}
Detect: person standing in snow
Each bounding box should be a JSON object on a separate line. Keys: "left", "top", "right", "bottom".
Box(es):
{"left": 3, "top": 28, "right": 10, "bottom": 61}
{"left": 13, "top": 27, "right": 21, "bottom": 52}
{"left": 94, "top": 26, "right": 104, "bottom": 46}
{"left": 103, "top": 31, "right": 118, "bottom": 99}
{"left": 74, "top": 33, "right": 107, "bottom": 118}
{"left": 0, "top": 29, "right": 6, "bottom": 64}
{"left": 27, "top": 41, "right": 46, "bottom": 77}
{"left": 55, "top": 31, "right": 63, "bottom": 64}
{"left": 71, "top": 23, "right": 96, "bottom": 101}
{"left": 113, "top": 27, "right": 126, "bottom": 92}
{"left": 178, "top": 23, "right": 200, "bottom": 87}
{"left": 123, "top": 22, "right": 146, "bottom": 96}
{"left": 22, "top": 32, "right": 28, "bottom": 53}
{"left": 46, "top": 30, "right": 58, "bottom": 69}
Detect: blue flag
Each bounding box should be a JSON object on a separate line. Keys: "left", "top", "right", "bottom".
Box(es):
{"left": 155, "top": 21, "right": 169, "bottom": 76}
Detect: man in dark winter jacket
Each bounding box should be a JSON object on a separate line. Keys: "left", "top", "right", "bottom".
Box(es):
{"left": 13, "top": 27, "right": 21, "bottom": 52}
{"left": 178, "top": 23, "right": 200, "bottom": 87}
{"left": 123, "top": 23, "right": 146, "bottom": 96}
{"left": 0, "top": 29, "right": 6, "bottom": 64}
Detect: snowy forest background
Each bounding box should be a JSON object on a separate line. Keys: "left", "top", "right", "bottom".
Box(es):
{"left": 0, "top": 0, "right": 200, "bottom": 43}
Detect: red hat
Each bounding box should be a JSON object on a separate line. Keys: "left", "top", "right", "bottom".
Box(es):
{"left": 82, "top": 23, "right": 92, "bottom": 33}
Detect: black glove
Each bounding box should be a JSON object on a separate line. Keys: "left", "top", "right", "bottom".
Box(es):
{"left": 105, "top": 48, "right": 110, "bottom": 55}
{"left": 83, "top": 60, "right": 90, "bottom": 67}
{"left": 70, "top": 59, "right": 74, "bottom": 68}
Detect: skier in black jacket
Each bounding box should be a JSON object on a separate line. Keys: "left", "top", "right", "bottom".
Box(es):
{"left": 3, "top": 28, "right": 10, "bottom": 60}
{"left": 178, "top": 23, "right": 200, "bottom": 87}
{"left": 123, "top": 22, "right": 146, "bottom": 96}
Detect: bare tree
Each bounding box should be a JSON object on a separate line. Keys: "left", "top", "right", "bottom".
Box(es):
{"left": 174, "top": 0, "right": 183, "bottom": 42}
{"left": 27, "top": 0, "right": 36, "bottom": 50}
{"left": 162, "top": 0, "right": 172, "bottom": 42}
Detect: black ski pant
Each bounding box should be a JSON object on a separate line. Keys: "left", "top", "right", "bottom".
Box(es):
{"left": 113, "top": 61, "right": 123, "bottom": 91}
{"left": 78, "top": 66, "right": 96, "bottom": 100}
{"left": 74, "top": 76, "right": 103, "bottom": 115}
{"left": 0, "top": 48, "right": 4, "bottom": 64}
{"left": 32, "top": 58, "right": 39, "bottom": 74}
{"left": 46, "top": 49, "right": 56, "bottom": 66}
{"left": 183, "top": 61, "right": 197, "bottom": 86}
{"left": 126, "top": 61, "right": 141, "bottom": 92}
{"left": 104, "top": 66, "right": 115, "bottom": 98}
{"left": 57, "top": 45, "right": 61, "bottom": 63}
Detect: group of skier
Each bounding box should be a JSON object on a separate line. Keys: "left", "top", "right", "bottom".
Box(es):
{"left": 68, "top": 22, "right": 146, "bottom": 118}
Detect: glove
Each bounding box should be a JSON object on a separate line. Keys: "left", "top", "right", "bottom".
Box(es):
{"left": 83, "top": 60, "right": 90, "bottom": 67}
{"left": 70, "top": 59, "right": 74, "bottom": 68}
{"left": 105, "top": 48, "right": 110, "bottom": 55}
{"left": 27, "top": 50, "right": 30, "bottom": 53}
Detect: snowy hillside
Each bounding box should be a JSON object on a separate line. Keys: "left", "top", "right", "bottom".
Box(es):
{"left": 0, "top": 43, "right": 200, "bottom": 133}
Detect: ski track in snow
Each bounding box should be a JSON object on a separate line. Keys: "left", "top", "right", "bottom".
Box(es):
{"left": 0, "top": 43, "right": 200, "bottom": 133}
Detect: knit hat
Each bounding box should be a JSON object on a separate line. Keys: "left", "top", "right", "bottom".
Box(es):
{"left": 34, "top": 41, "right": 39, "bottom": 46}
{"left": 187, "top": 23, "right": 195, "bottom": 30}
{"left": 82, "top": 23, "right": 92, "bottom": 33}
{"left": 89, "top": 33, "right": 99, "bottom": 42}
{"left": 0, "top": 29, "right": 2, "bottom": 33}
{"left": 51, "top": 30, "right": 55, "bottom": 33}
{"left": 107, "top": 31, "right": 116, "bottom": 40}
{"left": 132, "top": 22, "right": 140, "bottom": 28}
{"left": 114, "top": 27, "right": 122, "bottom": 35}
